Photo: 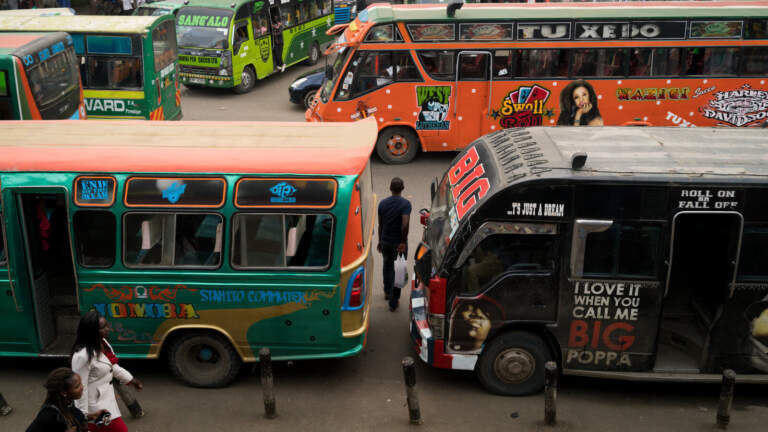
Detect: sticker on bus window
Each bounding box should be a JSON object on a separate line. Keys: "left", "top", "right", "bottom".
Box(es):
{"left": 407, "top": 24, "right": 455, "bottom": 41}
{"left": 74, "top": 176, "right": 116, "bottom": 207}
{"left": 235, "top": 178, "right": 337, "bottom": 208}
{"left": 690, "top": 21, "right": 743, "bottom": 38}
{"left": 459, "top": 23, "right": 514, "bottom": 41}
{"left": 125, "top": 177, "right": 226, "bottom": 207}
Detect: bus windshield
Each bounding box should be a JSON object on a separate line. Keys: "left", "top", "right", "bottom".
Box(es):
{"left": 320, "top": 36, "right": 348, "bottom": 102}
{"left": 135, "top": 7, "right": 173, "bottom": 16}
{"left": 426, "top": 172, "right": 454, "bottom": 268}
{"left": 176, "top": 7, "right": 232, "bottom": 49}
{"left": 24, "top": 45, "right": 79, "bottom": 117}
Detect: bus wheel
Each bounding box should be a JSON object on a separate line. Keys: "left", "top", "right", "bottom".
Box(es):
{"left": 234, "top": 66, "right": 256, "bottom": 94}
{"left": 168, "top": 332, "right": 242, "bottom": 388}
{"left": 376, "top": 127, "right": 419, "bottom": 164}
{"left": 476, "top": 331, "right": 551, "bottom": 396}
{"left": 306, "top": 42, "right": 321, "bottom": 66}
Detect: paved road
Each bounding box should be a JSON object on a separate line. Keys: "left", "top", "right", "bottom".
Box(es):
{"left": 2, "top": 56, "right": 768, "bottom": 432}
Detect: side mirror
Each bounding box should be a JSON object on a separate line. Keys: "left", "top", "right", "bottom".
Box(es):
{"left": 286, "top": 226, "right": 298, "bottom": 257}
{"left": 325, "top": 64, "right": 333, "bottom": 81}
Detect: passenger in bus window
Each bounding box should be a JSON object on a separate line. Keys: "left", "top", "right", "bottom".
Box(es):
{"left": 629, "top": 48, "right": 652, "bottom": 76}
{"left": 557, "top": 79, "right": 603, "bottom": 126}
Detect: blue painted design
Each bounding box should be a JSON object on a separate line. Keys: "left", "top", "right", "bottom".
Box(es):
{"left": 270, "top": 182, "right": 297, "bottom": 203}
{"left": 162, "top": 182, "right": 187, "bottom": 204}
{"left": 79, "top": 179, "right": 109, "bottom": 201}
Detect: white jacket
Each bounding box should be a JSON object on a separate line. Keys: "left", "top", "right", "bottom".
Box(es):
{"left": 71, "top": 339, "right": 134, "bottom": 419}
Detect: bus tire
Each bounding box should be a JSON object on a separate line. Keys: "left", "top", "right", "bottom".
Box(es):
{"left": 234, "top": 66, "right": 256, "bottom": 94}
{"left": 476, "top": 331, "right": 551, "bottom": 396}
{"left": 306, "top": 42, "right": 321, "bottom": 66}
{"left": 167, "top": 331, "right": 242, "bottom": 388}
{"left": 376, "top": 127, "right": 419, "bottom": 164}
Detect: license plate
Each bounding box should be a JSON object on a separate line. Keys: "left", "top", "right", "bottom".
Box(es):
{"left": 190, "top": 78, "right": 206, "bottom": 84}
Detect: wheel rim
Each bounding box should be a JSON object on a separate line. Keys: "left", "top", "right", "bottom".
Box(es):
{"left": 187, "top": 342, "right": 222, "bottom": 373}
{"left": 311, "top": 46, "right": 319, "bottom": 62}
{"left": 493, "top": 347, "right": 536, "bottom": 384}
{"left": 385, "top": 134, "right": 409, "bottom": 157}
{"left": 304, "top": 93, "right": 315, "bottom": 109}
{"left": 241, "top": 70, "right": 251, "bottom": 89}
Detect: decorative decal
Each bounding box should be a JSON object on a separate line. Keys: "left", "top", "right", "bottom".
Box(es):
{"left": 259, "top": 37, "right": 271, "bottom": 63}
{"left": 93, "top": 302, "right": 200, "bottom": 319}
{"left": 673, "top": 188, "right": 741, "bottom": 211}
{"left": 448, "top": 146, "right": 490, "bottom": 220}
{"left": 701, "top": 84, "right": 768, "bottom": 127}
{"left": 665, "top": 111, "right": 696, "bottom": 127}
{"left": 162, "top": 181, "right": 187, "bottom": 204}
{"left": 557, "top": 80, "right": 604, "bottom": 126}
{"left": 415, "top": 86, "right": 451, "bottom": 130}
{"left": 270, "top": 182, "right": 297, "bottom": 203}
{"left": 616, "top": 87, "right": 690, "bottom": 101}
{"left": 350, "top": 100, "right": 377, "bottom": 120}
{"left": 493, "top": 84, "right": 552, "bottom": 128}
{"left": 508, "top": 202, "right": 564, "bottom": 217}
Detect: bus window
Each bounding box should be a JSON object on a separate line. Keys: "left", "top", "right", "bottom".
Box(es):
{"left": 417, "top": 50, "right": 455, "bottom": 81}
{"left": 0, "top": 212, "right": 5, "bottom": 265}
{"left": 87, "top": 57, "right": 143, "bottom": 89}
{"left": 124, "top": 213, "right": 223, "bottom": 268}
{"left": 24, "top": 47, "right": 80, "bottom": 115}
{"left": 515, "top": 49, "right": 567, "bottom": 78}
{"left": 459, "top": 53, "right": 489, "bottom": 81}
{"left": 492, "top": 50, "right": 513, "bottom": 79}
{"left": 686, "top": 47, "right": 739, "bottom": 76}
{"left": 0, "top": 71, "right": 10, "bottom": 120}
{"left": 393, "top": 51, "right": 420, "bottom": 81}
{"left": 253, "top": 6, "right": 269, "bottom": 37}
{"left": 737, "top": 225, "right": 768, "bottom": 280}
{"left": 458, "top": 234, "right": 556, "bottom": 296}
{"left": 743, "top": 47, "right": 768, "bottom": 75}
{"left": 74, "top": 211, "right": 116, "bottom": 268}
{"left": 233, "top": 21, "right": 249, "bottom": 54}
{"left": 572, "top": 48, "right": 626, "bottom": 77}
{"left": 366, "top": 25, "right": 394, "bottom": 42}
{"left": 286, "top": 214, "right": 333, "bottom": 267}
{"left": 338, "top": 51, "right": 419, "bottom": 99}
{"left": 584, "top": 223, "right": 661, "bottom": 279}
{"left": 299, "top": 1, "right": 310, "bottom": 24}
{"left": 309, "top": 0, "right": 320, "bottom": 19}
{"left": 152, "top": 20, "right": 177, "bottom": 73}
{"left": 650, "top": 47, "right": 684, "bottom": 76}
{"left": 629, "top": 48, "right": 653, "bottom": 76}
{"left": 745, "top": 19, "right": 768, "bottom": 39}
{"left": 281, "top": 3, "right": 295, "bottom": 27}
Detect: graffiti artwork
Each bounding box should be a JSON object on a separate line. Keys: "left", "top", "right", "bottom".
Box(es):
{"left": 447, "top": 297, "right": 503, "bottom": 354}
{"left": 93, "top": 302, "right": 200, "bottom": 319}
{"left": 494, "top": 84, "right": 552, "bottom": 128}
{"left": 701, "top": 84, "right": 768, "bottom": 127}
{"left": 415, "top": 86, "right": 451, "bottom": 130}
{"left": 616, "top": 87, "right": 690, "bottom": 101}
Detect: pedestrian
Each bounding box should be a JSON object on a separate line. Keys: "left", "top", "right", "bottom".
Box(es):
{"left": 71, "top": 311, "right": 143, "bottom": 432}
{"left": 0, "top": 391, "right": 11, "bottom": 416}
{"left": 377, "top": 177, "right": 411, "bottom": 311}
{"left": 26, "top": 367, "right": 107, "bottom": 432}
{"left": 271, "top": 11, "right": 285, "bottom": 72}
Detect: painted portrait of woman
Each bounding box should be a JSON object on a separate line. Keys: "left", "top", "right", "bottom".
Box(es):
{"left": 447, "top": 297, "right": 503, "bottom": 354}
{"left": 556, "top": 79, "right": 604, "bottom": 126}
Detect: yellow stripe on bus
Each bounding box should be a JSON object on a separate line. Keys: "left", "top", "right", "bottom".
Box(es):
{"left": 84, "top": 90, "right": 145, "bottom": 100}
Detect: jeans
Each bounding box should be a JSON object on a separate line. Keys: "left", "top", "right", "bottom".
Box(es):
{"left": 381, "top": 243, "right": 400, "bottom": 308}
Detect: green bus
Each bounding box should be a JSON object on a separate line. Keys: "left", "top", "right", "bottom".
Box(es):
{"left": 0, "top": 32, "right": 85, "bottom": 120}
{"left": 0, "top": 118, "right": 377, "bottom": 388}
{"left": 0, "top": 14, "right": 181, "bottom": 120}
{"left": 177, "top": 0, "right": 334, "bottom": 93}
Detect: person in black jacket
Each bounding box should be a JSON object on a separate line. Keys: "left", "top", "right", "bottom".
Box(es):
{"left": 271, "top": 10, "right": 285, "bottom": 72}
{"left": 26, "top": 367, "right": 106, "bottom": 432}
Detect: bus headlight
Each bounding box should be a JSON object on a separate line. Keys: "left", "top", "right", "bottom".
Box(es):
{"left": 219, "top": 69, "right": 228, "bottom": 76}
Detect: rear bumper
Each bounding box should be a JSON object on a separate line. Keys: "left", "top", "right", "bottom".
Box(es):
{"left": 409, "top": 278, "right": 478, "bottom": 371}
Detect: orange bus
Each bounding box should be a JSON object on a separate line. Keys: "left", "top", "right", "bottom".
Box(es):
{"left": 306, "top": 1, "right": 768, "bottom": 163}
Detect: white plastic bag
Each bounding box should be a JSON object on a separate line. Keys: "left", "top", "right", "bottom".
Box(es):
{"left": 394, "top": 255, "right": 409, "bottom": 289}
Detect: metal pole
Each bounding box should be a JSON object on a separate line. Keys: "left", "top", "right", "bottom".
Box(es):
{"left": 260, "top": 347, "right": 277, "bottom": 419}
{"left": 0, "top": 392, "right": 11, "bottom": 416}
{"left": 716, "top": 369, "right": 736, "bottom": 429}
{"left": 402, "top": 357, "right": 422, "bottom": 425}
{"left": 544, "top": 361, "right": 558, "bottom": 426}
{"left": 114, "top": 382, "right": 144, "bottom": 418}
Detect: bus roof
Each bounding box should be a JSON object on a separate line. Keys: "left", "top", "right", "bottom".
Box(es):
{"left": 178, "top": 0, "right": 251, "bottom": 10}
{"left": 477, "top": 127, "right": 768, "bottom": 188}
{"left": 0, "top": 7, "right": 75, "bottom": 16}
{"left": 0, "top": 14, "right": 170, "bottom": 34}
{"left": 0, "top": 119, "right": 378, "bottom": 176}
{"left": 363, "top": 1, "right": 768, "bottom": 22}
{"left": 0, "top": 32, "right": 57, "bottom": 51}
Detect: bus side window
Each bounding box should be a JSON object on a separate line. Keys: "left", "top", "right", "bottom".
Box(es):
{"left": 0, "top": 211, "right": 5, "bottom": 265}
{"left": 152, "top": 20, "right": 177, "bottom": 73}
{"left": 629, "top": 48, "right": 652, "bottom": 77}
{"left": 459, "top": 53, "right": 488, "bottom": 81}
{"left": 417, "top": 50, "right": 456, "bottom": 81}
{"left": 516, "top": 49, "right": 567, "bottom": 78}
{"left": 0, "top": 71, "right": 11, "bottom": 120}
{"left": 583, "top": 223, "right": 661, "bottom": 279}
{"left": 253, "top": 7, "right": 269, "bottom": 37}
{"left": 742, "top": 47, "right": 768, "bottom": 75}
{"left": 392, "top": 51, "right": 420, "bottom": 81}
{"left": 286, "top": 214, "right": 333, "bottom": 267}
{"left": 738, "top": 225, "right": 768, "bottom": 280}
{"left": 74, "top": 211, "right": 115, "bottom": 268}
{"left": 234, "top": 21, "right": 249, "bottom": 54}
{"left": 492, "top": 50, "right": 513, "bottom": 79}
{"left": 650, "top": 47, "right": 684, "bottom": 76}
{"left": 124, "top": 213, "right": 222, "bottom": 268}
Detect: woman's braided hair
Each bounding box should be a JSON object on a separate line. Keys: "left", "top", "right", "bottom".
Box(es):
{"left": 43, "top": 367, "right": 81, "bottom": 431}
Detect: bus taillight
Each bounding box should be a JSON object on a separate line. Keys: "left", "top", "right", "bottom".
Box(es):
{"left": 349, "top": 271, "right": 364, "bottom": 308}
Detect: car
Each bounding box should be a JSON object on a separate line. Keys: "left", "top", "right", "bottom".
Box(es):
{"left": 289, "top": 67, "right": 325, "bottom": 109}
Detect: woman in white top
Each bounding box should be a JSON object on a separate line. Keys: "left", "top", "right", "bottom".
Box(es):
{"left": 71, "top": 311, "right": 143, "bottom": 432}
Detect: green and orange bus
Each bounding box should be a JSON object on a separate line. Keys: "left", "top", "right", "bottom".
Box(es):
{"left": 0, "top": 14, "right": 181, "bottom": 120}
{"left": 0, "top": 32, "right": 85, "bottom": 120}
{"left": 307, "top": 1, "right": 768, "bottom": 163}
{"left": 0, "top": 118, "right": 376, "bottom": 387}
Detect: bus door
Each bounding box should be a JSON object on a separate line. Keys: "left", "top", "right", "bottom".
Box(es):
{"left": 444, "top": 51, "right": 491, "bottom": 150}
{"left": 2, "top": 188, "right": 79, "bottom": 355}
{"left": 151, "top": 19, "right": 181, "bottom": 120}
{"left": 660, "top": 211, "right": 742, "bottom": 373}
{"left": 251, "top": 1, "right": 275, "bottom": 77}
{"left": 0, "top": 186, "right": 36, "bottom": 352}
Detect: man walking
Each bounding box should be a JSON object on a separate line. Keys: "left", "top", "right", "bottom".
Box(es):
{"left": 377, "top": 177, "right": 411, "bottom": 311}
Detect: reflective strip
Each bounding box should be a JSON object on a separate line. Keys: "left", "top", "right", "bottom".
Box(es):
{"left": 84, "top": 90, "right": 145, "bottom": 100}
{"left": 412, "top": 297, "right": 425, "bottom": 308}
